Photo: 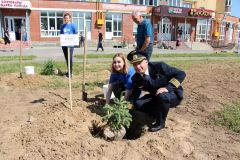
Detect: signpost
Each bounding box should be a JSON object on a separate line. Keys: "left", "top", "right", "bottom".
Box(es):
{"left": 60, "top": 34, "right": 79, "bottom": 110}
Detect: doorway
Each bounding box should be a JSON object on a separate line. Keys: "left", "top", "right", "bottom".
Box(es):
{"left": 4, "top": 17, "right": 26, "bottom": 41}
{"left": 178, "top": 23, "right": 191, "bottom": 42}
{"left": 105, "top": 20, "right": 113, "bottom": 39}
{"left": 158, "top": 17, "right": 172, "bottom": 41}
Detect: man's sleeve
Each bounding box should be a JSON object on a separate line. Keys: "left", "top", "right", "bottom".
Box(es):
{"left": 160, "top": 62, "right": 186, "bottom": 92}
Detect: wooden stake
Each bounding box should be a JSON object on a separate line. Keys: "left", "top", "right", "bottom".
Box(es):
{"left": 82, "top": 27, "right": 87, "bottom": 101}
{"left": 68, "top": 47, "right": 73, "bottom": 110}
{"left": 19, "top": 24, "right": 23, "bottom": 78}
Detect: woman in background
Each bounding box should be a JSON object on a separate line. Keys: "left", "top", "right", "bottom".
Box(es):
{"left": 60, "top": 12, "right": 77, "bottom": 77}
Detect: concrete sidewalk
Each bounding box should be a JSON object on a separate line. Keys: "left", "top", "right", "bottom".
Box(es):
{"left": 0, "top": 46, "right": 217, "bottom": 64}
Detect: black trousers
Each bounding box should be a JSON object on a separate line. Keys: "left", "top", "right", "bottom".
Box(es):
{"left": 134, "top": 92, "right": 181, "bottom": 121}
{"left": 97, "top": 41, "right": 104, "bottom": 51}
{"left": 62, "top": 46, "right": 74, "bottom": 74}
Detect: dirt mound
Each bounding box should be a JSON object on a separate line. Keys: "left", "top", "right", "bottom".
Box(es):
{"left": 0, "top": 61, "right": 240, "bottom": 160}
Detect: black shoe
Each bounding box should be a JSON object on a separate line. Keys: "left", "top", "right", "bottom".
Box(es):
{"left": 65, "top": 72, "right": 73, "bottom": 78}
{"left": 148, "top": 121, "right": 165, "bottom": 132}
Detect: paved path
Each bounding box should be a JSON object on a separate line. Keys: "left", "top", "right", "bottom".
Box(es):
{"left": 0, "top": 46, "right": 237, "bottom": 64}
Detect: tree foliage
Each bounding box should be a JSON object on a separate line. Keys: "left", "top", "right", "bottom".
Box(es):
{"left": 103, "top": 97, "right": 132, "bottom": 131}
{"left": 41, "top": 60, "right": 55, "bottom": 75}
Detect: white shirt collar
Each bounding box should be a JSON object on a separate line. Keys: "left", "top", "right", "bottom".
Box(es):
{"left": 145, "top": 68, "right": 149, "bottom": 75}
{"left": 142, "top": 68, "right": 149, "bottom": 77}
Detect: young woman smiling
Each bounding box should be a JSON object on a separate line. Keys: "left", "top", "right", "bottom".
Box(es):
{"left": 105, "top": 53, "right": 135, "bottom": 104}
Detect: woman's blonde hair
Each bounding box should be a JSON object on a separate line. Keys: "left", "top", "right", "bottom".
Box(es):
{"left": 111, "top": 53, "right": 128, "bottom": 74}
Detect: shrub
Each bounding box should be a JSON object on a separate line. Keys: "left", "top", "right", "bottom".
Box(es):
{"left": 213, "top": 103, "right": 240, "bottom": 133}
{"left": 103, "top": 97, "right": 132, "bottom": 131}
{"left": 41, "top": 60, "right": 55, "bottom": 75}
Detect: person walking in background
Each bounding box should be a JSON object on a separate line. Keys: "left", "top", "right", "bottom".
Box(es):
{"left": 60, "top": 12, "right": 77, "bottom": 77}
{"left": 105, "top": 53, "right": 135, "bottom": 104}
{"left": 127, "top": 50, "right": 186, "bottom": 132}
{"left": 97, "top": 30, "right": 104, "bottom": 51}
{"left": 79, "top": 32, "right": 85, "bottom": 48}
{"left": 4, "top": 27, "right": 11, "bottom": 51}
{"left": 22, "top": 28, "right": 28, "bottom": 46}
{"left": 132, "top": 11, "right": 153, "bottom": 60}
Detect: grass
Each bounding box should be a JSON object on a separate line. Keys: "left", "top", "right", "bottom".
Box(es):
{"left": 0, "top": 61, "right": 110, "bottom": 74}
{"left": 213, "top": 103, "right": 240, "bottom": 133}
{"left": 74, "top": 53, "right": 240, "bottom": 59}
{"left": 0, "top": 55, "right": 36, "bottom": 62}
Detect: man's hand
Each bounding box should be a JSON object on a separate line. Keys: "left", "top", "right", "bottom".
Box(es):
{"left": 155, "top": 87, "right": 168, "bottom": 96}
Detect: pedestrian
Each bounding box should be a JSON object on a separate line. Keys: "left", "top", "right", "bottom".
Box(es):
{"left": 97, "top": 30, "right": 104, "bottom": 51}
{"left": 60, "top": 12, "right": 77, "bottom": 77}
{"left": 105, "top": 53, "right": 135, "bottom": 104}
{"left": 132, "top": 11, "right": 153, "bottom": 60}
{"left": 79, "top": 32, "right": 85, "bottom": 48}
{"left": 127, "top": 50, "right": 186, "bottom": 132}
{"left": 4, "top": 27, "right": 11, "bottom": 51}
{"left": 176, "top": 37, "right": 180, "bottom": 49}
{"left": 22, "top": 28, "right": 28, "bottom": 46}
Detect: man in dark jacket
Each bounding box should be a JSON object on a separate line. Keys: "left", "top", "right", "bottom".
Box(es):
{"left": 127, "top": 50, "right": 186, "bottom": 132}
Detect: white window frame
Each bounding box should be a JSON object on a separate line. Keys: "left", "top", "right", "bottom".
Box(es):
{"left": 72, "top": 12, "right": 91, "bottom": 38}
{"left": 196, "top": 19, "right": 211, "bottom": 41}
{"left": 40, "top": 11, "right": 63, "bottom": 37}
{"left": 108, "top": 13, "right": 122, "bottom": 37}
{"left": 168, "top": 0, "right": 181, "bottom": 7}
{"left": 219, "top": 22, "right": 226, "bottom": 40}
{"left": 183, "top": 3, "right": 192, "bottom": 8}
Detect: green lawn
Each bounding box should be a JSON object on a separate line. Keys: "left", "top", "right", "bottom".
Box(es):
{"left": 74, "top": 53, "right": 240, "bottom": 59}
{"left": 0, "top": 55, "right": 36, "bottom": 62}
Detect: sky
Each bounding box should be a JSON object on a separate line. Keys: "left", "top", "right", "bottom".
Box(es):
{"left": 231, "top": 0, "right": 240, "bottom": 17}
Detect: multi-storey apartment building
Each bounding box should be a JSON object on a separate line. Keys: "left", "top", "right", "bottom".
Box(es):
{"left": 0, "top": 0, "right": 239, "bottom": 46}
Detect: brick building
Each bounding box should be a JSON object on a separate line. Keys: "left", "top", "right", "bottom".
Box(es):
{"left": 0, "top": 0, "right": 239, "bottom": 46}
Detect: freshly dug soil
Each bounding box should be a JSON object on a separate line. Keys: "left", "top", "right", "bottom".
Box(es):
{"left": 0, "top": 61, "right": 240, "bottom": 160}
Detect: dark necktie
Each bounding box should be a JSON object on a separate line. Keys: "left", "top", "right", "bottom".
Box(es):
{"left": 142, "top": 74, "right": 155, "bottom": 93}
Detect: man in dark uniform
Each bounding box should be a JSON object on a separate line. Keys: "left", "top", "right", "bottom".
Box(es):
{"left": 127, "top": 50, "right": 186, "bottom": 132}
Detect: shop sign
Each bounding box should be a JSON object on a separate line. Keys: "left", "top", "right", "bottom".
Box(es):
{"left": 0, "top": 0, "right": 31, "bottom": 9}
{"left": 189, "top": 8, "right": 212, "bottom": 17}
{"left": 168, "top": 7, "right": 182, "bottom": 14}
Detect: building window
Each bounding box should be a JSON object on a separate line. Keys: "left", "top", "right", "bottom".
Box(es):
{"left": 120, "top": 0, "right": 133, "bottom": 4}
{"left": 99, "top": 0, "right": 110, "bottom": 2}
{"left": 168, "top": 0, "right": 181, "bottom": 7}
{"left": 225, "top": 0, "right": 231, "bottom": 6}
{"left": 72, "top": 12, "right": 91, "bottom": 36}
{"left": 106, "top": 13, "right": 122, "bottom": 37}
{"left": 219, "top": 22, "right": 225, "bottom": 40}
{"left": 183, "top": 3, "right": 192, "bottom": 8}
{"left": 40, "top": 11, "right": 91, "bottom": 37}
{"left": 131, "top": 0, "right": 157, "bottom": 6}
{"left": 196, "top": 19, "right": 211, "bottom": 41}
{"left": 113, "top": 13, "right": 122, "bottom": 37}
{"left": 40, "top": 11, "right": 63, "bottom": 37}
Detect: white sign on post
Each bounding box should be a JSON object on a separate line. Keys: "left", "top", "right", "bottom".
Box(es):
{"left": 60, "top": 34, "right": 79, "bottom": 46}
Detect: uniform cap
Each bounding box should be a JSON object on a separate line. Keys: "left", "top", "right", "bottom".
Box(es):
{"left": 127, "top": 50, "right": 147, "bottom": 64}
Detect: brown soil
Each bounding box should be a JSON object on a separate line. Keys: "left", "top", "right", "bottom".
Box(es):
{"left": 0, "top": 61, "right": 240, "bottom": 160}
